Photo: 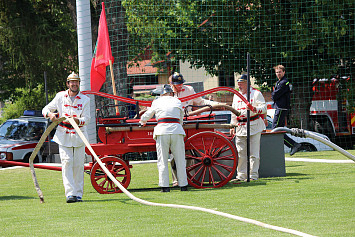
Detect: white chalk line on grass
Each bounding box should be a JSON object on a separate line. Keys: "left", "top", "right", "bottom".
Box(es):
{"left": 67, "top": 117, "right": 317, "bottom": 237}
{"left": 285, "top": 158, "right": 354, "bottom": 163}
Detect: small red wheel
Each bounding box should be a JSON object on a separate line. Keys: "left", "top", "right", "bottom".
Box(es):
{"left": 185, "top": 131, "right": 238, "bottom": 189}
{"left": 90, "top": 156, "right": 131, "bottom": 194}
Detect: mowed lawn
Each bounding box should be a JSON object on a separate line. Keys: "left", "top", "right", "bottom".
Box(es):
{"left": 0, "top": 150, "right": 354, "bottom": 237}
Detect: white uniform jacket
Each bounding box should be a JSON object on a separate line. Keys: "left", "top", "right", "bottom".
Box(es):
{"left": 230, "top": 88, "right": 266, "bottom": 136}
{"left": 175, "top": 85, "right": 219, "bottom": 111}
{"left": 42, "top": 90, "right": 90, "bottom": 147}
{"left": 140, "top": 96, "right": 185, "bottom": 140}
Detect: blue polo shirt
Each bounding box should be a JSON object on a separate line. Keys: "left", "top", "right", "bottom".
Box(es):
{"left": 271, "top": 76, "right": 291, "bottom": 110}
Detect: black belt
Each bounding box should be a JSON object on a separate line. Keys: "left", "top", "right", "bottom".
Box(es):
{"left": 157, "top": 118, "right": 180, "bottom": 124}
{"left": 237, "top": 115, "right": 260, "bottom": 122}
{"left": 59, "top": 122, "right": 73, "bottom": 129}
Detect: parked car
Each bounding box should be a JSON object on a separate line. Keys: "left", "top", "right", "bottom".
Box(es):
{"left": 265, "top": 115, "right": 333, "bottom": 153}
{"left": 202, "top": 110, "right": 333, "bottom": 153}
{"left": 0, "top": 110, "right": 58, "bottom": 164}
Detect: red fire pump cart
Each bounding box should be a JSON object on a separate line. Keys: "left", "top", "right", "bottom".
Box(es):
{"left": 0, "top": 87, "right": 251, "bottom": 194}
{"left": 83, "top": 87, "right": 246, "bottom": 194}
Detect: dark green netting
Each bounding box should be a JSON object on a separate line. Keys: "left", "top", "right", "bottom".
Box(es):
{"left": 94, "top": 0, "right": 354, "bottom": 150}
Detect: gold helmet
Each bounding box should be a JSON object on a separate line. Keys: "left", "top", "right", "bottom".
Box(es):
{"left": 67, "top": 72, "right": 80, "bottom": 82}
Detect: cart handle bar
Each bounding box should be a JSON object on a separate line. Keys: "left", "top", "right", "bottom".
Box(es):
{"left": 82, "top": 86, "right": 254, "bottom": 110}
{"left": 97, "top": 119, "right": 228, "bottom": 127}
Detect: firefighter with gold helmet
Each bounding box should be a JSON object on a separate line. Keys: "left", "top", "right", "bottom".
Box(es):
{"left": 42, "top": 72, "right": 90, "bottom": 203}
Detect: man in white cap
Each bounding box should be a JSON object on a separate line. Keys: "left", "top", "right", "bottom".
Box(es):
{"left": 230, "top": 74, "right": 266, "bottom": 181}
{"left": 169, "top": 72, "right": 221, "bottom": 112}
{"left": 169, "top": 72, "right": 223, "bottom": 186}
{"left": 42, "top": 72, "right": 90, "bottom": 203}
{"left": 140, "top": 84, "right": 188, "bottom": 192}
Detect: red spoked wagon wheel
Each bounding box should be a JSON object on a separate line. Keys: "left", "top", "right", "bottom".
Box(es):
{"left": 185, "top": 131, "right": 238, "bottom": 189}
{"left": 90, "top": 156, "right": 131, "bottom": 194}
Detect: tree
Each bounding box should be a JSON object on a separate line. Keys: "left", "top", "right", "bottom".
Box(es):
{"left": 0, "top": 84, "right": 54, "bottom": 124}
{"left": 122, "top": 0, "right": 354, "bottom": 129}
{"left": 0, "top": 0, "right": 78, "bottom": 102}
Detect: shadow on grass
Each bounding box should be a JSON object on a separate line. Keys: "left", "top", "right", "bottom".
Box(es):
{"left": 127, "top": 181, "right": 268, "bottom": 192}
{"left": 225, "top": 180, "right": 267, "bottom": 188}
{"left": 286, "top": 164, "right": 305, "bottom": 168}
{"left": 261, "top": 173, "right": 312, "bottom": 182}
{"left": 0, "top": 195, "right": 35, "bottom": 201}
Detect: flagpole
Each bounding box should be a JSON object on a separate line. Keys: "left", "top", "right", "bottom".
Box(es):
{"left": 109, "top": 60, "right": 119, "bottom": 115}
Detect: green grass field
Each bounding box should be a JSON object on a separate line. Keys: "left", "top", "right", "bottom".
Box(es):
{"left": 0, "top": 150, "right": 354, "bottom": 237}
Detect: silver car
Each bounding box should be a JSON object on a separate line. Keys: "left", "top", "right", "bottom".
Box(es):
{"left": 0, "top": 111, "right": 57, "bottom": 163}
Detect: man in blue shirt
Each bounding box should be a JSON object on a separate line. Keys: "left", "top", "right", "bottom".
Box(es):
{"left": 271, "top": 65, "right": 301, "bottom": 156}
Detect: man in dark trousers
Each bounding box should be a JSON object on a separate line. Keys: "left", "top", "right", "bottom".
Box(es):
{"left": 271, "top": 65, "right": 301, "bottom": 156}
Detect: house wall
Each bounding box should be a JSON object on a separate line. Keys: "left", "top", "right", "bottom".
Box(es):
{"left": 179, "top": 61, "right": 258, "bottom": 90}
{"left": 179, "top": 61, "right": 218, "bottom": 90}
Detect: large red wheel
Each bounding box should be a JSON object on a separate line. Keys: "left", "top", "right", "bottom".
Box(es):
{"left": 185, "top": 131, "right": 238, "bottom": 189}
{"left": 90, "top": 156, "right": 131, "bottom": 194}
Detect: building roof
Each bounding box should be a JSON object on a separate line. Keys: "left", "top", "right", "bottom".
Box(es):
{"left": 127, "top": 60, "right": 158, "bottom": 76}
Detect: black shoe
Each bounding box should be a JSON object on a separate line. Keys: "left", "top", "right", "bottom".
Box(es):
{"left": 75, "top": 196, "right": 83, "bottom": 202}
{"left": 180, "top": 186, "right": 188, "bottom": 191}
{"left": 290, "top": 143, "right": 302, "bottom": 156}
{"left": 161, "top": 187, "right": 170, "bottom": 192}
{"left": 66, "top": 195, "right": 77, "bottom": 203}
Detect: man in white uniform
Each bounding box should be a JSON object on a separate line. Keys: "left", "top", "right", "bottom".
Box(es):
{"left": 229, "top": 74, "right": 266, "bottom": 181}
{"left": 169, "top": 72, "right": 222, "bottom": 186}
{"left": 42, "top": 72, "right": 90, "bottom": 203}
{"left": 169, "top": 72, "right": 220, "bottom": 112}
{"left": 140, "top": 84, "right": 188, "bottom": 192}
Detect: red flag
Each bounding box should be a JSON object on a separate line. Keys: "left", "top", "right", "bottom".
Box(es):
{"left": 90, "top": 2, "right": 114, "bottom": 91}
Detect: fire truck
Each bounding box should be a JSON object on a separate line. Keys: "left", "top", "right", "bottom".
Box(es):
{"left": 310, "top": 75, "right": 354, "bottom": 148}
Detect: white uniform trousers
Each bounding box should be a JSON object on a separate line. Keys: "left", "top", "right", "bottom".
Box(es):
{"left": 59, "top": 145, "right": 85, "bottom": 197}
{"left": 155, "top": 134, "right": 188, "bottom": 187}
{"left": 235, "top": 132, "right": 261, "bottom": 180}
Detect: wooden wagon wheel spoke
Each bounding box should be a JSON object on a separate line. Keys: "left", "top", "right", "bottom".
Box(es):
{"left": 210, "top": 164, "right": 228, "bottom": 180}
{"left": 213, "top": 161, "right": 234, "bottom": 173}
{"left": 185, "top": 131, "right": 238, "bottom": 189}
{"left": 97, "top": 178, "right": 108, "bottom": 189}
{"left": 90, "top": 156, "right": 131, "bottom": 194}
{"left": 188, "top": 142, "right": 207, "bottom": 158}
{"left": 210, "top": 143, "right": 228, "bottom": 157}
{"left": 186, "top": 152, "right": 204, "bottom": 164}
{"left": 207, "top": 167, "right": 217, "bottom": 186}
{"left": 190, "top": 165, "right": 207, "bottom": 186}
{"left": 206, "top": 137, "right": 216, "bottom": 154}
{"left": 186, "top": 160, "right": 203, "bottom": 170}
{"left": 213, "top": 151, "right": 235, "bottom": 161}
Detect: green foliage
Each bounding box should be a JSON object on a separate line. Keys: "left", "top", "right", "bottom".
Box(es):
{"left": 0, "top": 0, "right": 78, "bottom": 101}
{"left": 211, "top": 90, "right": 234, "bottom": 97}
{"left": 134, "top": 93, "right": 155, "bottom": 101}
{"left": 123, "top": 0, "right": 353, "bottom": 83}
{"left": 0, "top": 84, "right": 54, "bottom": 124}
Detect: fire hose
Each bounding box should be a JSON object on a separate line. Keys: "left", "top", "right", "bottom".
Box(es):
{"left": 271, "top": 127, "right": 355, "bottom": 162}
{"left": 27, "top": 116, "right": 317, "bottom": 237}
{"left": 28, "top": 117, "right": 66, "bottom": 203}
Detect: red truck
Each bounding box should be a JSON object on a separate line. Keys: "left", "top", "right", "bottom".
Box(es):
{"left": 310, "top": 75, "right": 354, "bottom": 148}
